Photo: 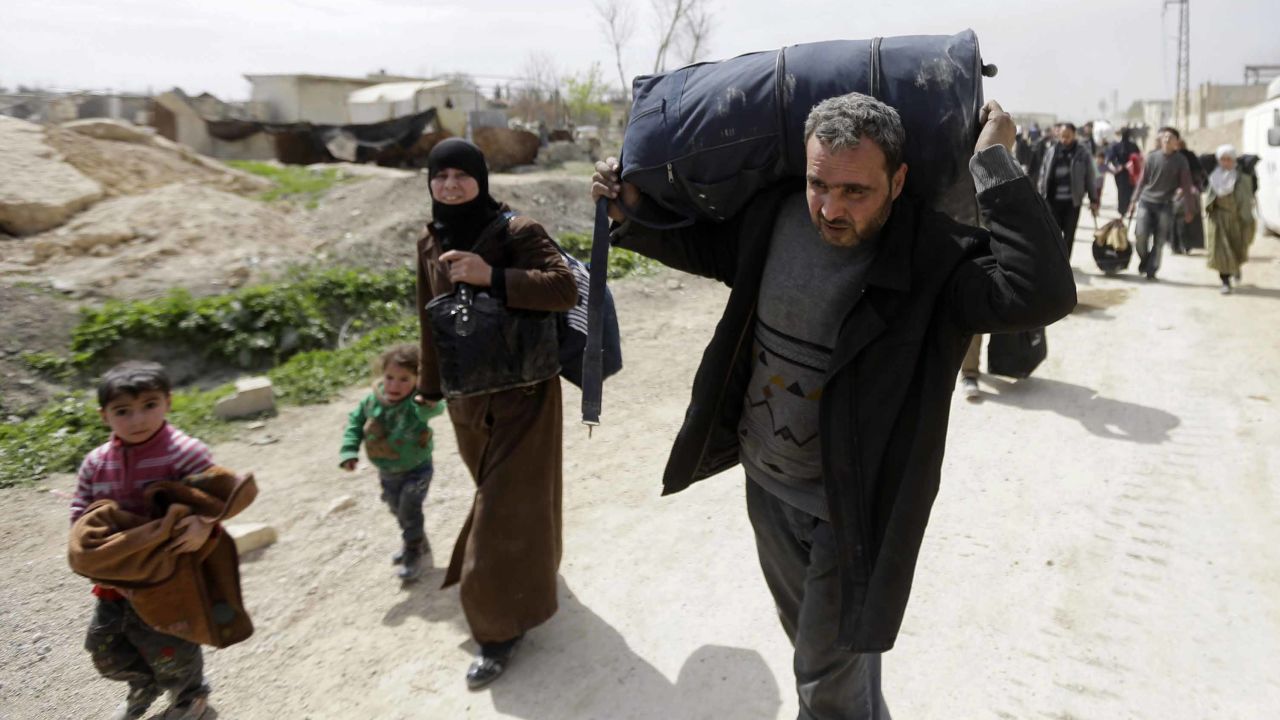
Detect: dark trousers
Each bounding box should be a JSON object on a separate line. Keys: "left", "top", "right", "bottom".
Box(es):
{"left": 85, "top": 597, "right": 207, "bottom": 705}
{"left": 745, "top": 479, "right": 891, "bottom": 720}
{"left": 1115, "top": 175, "right": 1135, "bottom": 216}
{"left": 1049, "top": 198, "right": 1082, "bottom": 261}
{"left": 379, "top": 462, "right": 433, "bottom": 544}
{"left": 1134, "top": 200, "right": 1174, "bottom": 275}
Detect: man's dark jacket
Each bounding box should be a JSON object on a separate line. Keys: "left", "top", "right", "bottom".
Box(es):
{"left": 614, "top": 163, "right": 1076, "bottom": 652}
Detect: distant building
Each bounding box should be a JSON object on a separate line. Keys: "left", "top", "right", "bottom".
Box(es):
{"left": 0, "top": 90, "right": 150, "bottom": 124}
{"left": 347, "top": 79, "right": 482, "bottom": 134}
{"left": 151, "top": 88, "right": 274, "bottom": 161}
{"left": 1184, "top": 82, "right": 1270, "bottom": 131}
{"left": 1125, "top": 99, "right": 1174, "bottom": 131}
{"left": 244, "top": 72, "right": 429, "bottom": 124}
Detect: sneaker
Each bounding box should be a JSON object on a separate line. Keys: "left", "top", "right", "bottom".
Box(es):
{"left": 392, "top": 537, "right": 430, "bottom": 567}
{"left": 1220, "top": 283, "right": 1232, "bottom": 295}
{"left": 110, "top": 685, "right": 159, "bottom": 720}
{"left": 397, "top": 539, "right": 429, "bottom": 582}
{"left": 466, "top": 635, "right": 523, "bottom": 690}
{"left": 961, "top": 377, "right": 981, "bottom": 402}
{"left": 1145, "top": 271, "right": 1158, "bottom": 282}
{"left": 161, "top": 694, "right": 209, "bottom": 720}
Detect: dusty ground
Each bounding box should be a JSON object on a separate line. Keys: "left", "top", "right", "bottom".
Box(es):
{"left": 2, "top": 183, "right": 1279, "bottom": 719}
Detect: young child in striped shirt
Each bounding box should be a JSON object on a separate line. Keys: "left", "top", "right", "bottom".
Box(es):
{"left": 71, "top": 361, "right": 216, "bottom": 720}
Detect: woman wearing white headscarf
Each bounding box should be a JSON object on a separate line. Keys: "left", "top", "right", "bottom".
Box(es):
{"left": 1203, "top": 144, "right": 1256, "bottom": 294}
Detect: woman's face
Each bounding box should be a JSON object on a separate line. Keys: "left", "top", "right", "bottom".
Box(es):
{"left": 1219, "top": 155, "right": 1236, "bottom": 172}
{"left": 430, "top": 167, "right": 480, "bottom": 205}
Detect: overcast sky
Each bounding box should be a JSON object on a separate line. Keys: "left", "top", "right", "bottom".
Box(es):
{"left": 2, "top": 0, "right": 1276, "bottom": 121}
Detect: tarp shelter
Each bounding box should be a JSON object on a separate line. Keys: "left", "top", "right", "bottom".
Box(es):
{"left": 349, "top": 80, "right": 470, "bottom": 134}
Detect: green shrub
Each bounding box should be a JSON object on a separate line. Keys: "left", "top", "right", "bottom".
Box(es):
{"left": 226, "top": 161, "right": 353, "bottom": 207}
{"left": 70, "top": 268, "right": 415, "bottom": 371}
{"left": 21, "top": 352, "right": 74, "bottom": 381}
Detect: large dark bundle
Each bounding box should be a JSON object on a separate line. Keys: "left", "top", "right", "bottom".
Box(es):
{"left": 620, "top": 30, "right": 994, "bottom": 228}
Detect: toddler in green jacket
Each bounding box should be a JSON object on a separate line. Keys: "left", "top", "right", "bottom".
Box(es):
{"left": 339, "top": 344, "right": 444, "bottom": 581}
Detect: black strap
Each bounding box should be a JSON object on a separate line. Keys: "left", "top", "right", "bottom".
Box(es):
{"left": 869, "top": 37, "right": 882, "bottom": 100}
{"left": 581, "top": 198, "right": 611, "bottom": 426}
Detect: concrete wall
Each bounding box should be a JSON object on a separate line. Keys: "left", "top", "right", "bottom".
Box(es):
{"left": 1189, "top": 83, "right": 1270, "bottom": 131}
{"left": 295, "top": 79, "right": 367, "bottom": 124}
{"left": 249, "top": 77, "right": 301, "bottom": 123}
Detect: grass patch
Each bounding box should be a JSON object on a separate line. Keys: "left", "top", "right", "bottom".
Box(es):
{"left": 226, "top": 160, "right": 353, "bottom": 208}
{"left": 558, "top": 231, "right": 657, "bottom": 279}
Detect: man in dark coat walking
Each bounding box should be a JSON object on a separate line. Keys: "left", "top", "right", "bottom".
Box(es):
{"left": 593, "top": 94, "right": 1075, "bottom": 719}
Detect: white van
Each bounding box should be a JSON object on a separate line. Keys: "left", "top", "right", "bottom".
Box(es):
{"left": 1242, "top": 78, "right": 1280, "bottom": 235}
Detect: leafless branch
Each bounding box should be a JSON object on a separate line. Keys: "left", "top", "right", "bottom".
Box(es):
{"left": 595, "top": 0, "right": 635, "bottom": 100}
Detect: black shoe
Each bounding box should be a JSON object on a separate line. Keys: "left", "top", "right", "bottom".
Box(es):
{"left": 1145, "top": 271, "right": 1158, "bottom": 281}
{"left": 466, "top": 636, "right": 523, "bottom": 690}
{"left": 396, "top": 539, "right": 429, "bottom": 582}
{"left": 111, "top": 685, "right": 160, "bottom": 720}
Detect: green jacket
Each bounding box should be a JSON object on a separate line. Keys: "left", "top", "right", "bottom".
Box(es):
{"left": 339, "top": 386, "right": 445, "bottom": 473}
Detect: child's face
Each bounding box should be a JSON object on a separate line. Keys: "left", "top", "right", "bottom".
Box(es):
{"left": 98, "top": 390, "right": 171, "bottom": 445}
{"left": 381, "top": 364, "right": 417, "bottom": 404}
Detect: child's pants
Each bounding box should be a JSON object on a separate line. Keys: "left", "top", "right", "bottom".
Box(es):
{"left": 379, "top": 462, "right": 434, "bottom": 545}
{"left": 85, "top": 596, "right": 207, "bottom": 704}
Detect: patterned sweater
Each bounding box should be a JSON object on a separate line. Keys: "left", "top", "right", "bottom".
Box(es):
{"left": 70, "top": 423, "right": 214, "bottom": 523}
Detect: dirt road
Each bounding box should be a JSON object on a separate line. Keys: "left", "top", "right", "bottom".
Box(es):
{"left": 2, "top": 196, "right": 1278, "bottom": 719}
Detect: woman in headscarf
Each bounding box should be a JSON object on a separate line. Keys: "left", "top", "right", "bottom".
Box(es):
{"left": 413, "top": 138, "right": 578, "bottom": 688}
{"left": 1203, "top": 144, "right": 1257, "bottom": 294}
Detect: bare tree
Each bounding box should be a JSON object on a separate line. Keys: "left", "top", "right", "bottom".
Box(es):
{"left": 650, "top": 0, "right": 689, "bottom": 73}
{"left": 595, "top": 0, "right": 636, "bottom": 100}
{"left": 650, "top": 0, "right": 715, "bottom": 73}
{"left": 676, "top": 1, "right": 713, "bottom": 66}
{"left": 513, "top": 52, "right": 564, "bottom": 125}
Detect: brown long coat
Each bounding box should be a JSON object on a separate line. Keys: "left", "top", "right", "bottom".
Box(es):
{"left": 416, "top": 209, "right": 576, "bottom": 643}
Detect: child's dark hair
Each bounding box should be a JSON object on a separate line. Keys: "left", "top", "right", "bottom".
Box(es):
{"left": 97, "top": 361, "right": 171, "bottom": 407}
{"left": 377, "top": 344, "right": 420, "bottom": 375}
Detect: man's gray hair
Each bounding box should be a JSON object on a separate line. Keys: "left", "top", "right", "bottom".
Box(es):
{"left": 803, "top": 93, "right": 906, "bottom": 172}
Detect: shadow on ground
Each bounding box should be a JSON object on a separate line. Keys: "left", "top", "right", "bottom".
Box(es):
{"left": 476, "top": 582, "right": 784, "bottom": 720}
{"left": 983, "top": 376, "right": 1181, "bottom": 445}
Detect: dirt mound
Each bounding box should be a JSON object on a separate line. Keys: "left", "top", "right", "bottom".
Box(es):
{"left": 303, "top": 171, "right": 597, "bottom": 271}
{"left": 9, "top": 183, "right": 317, "bottom": 299}
{"left": 44, "top": 125, "right": 269, "bottom": 198}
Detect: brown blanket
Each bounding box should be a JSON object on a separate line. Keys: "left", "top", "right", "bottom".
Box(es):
{"left": 68, "top": 466, "right": 258, "bottom": 648}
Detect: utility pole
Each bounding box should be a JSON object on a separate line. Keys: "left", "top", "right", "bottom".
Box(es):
{"left": 1165, "top": 0, "right": 1190, "bottom": 130}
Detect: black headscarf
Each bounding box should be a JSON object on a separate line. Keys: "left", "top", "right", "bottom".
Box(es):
{"left": 427, "top": 139, "right": 502, "bottom": 250}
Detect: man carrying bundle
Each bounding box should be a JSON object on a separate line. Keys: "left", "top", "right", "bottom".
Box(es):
{"left": 592, "top": 93, "right": 1075, "bottom": 719}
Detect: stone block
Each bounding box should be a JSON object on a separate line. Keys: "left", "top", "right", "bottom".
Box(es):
{"left": 226, "top": 522, "right": 277, "bottom": 554}
{"left": 323, "top": 495, "right": 356, "bottom": 517}
{"left": 214, "top": 376, "right": 275, "bottom": 420}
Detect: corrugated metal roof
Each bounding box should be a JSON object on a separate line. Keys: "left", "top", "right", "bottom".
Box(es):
{"left": 348, "top": 80, "right": 454, "bottom": 104}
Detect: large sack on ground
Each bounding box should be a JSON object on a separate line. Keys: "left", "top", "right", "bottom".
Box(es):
{"left": 620, "top": 30, "right": 992, "bottom": 228}
{"left": 472, "top": 127, "right": 539, "bottom": 171}
{"left": 0, "top": 116, "right": 103, "bottom": 235}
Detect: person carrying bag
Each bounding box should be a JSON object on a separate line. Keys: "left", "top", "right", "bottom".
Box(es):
{"left": 414, "top": 139, "right": 578, "bottom": 690}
